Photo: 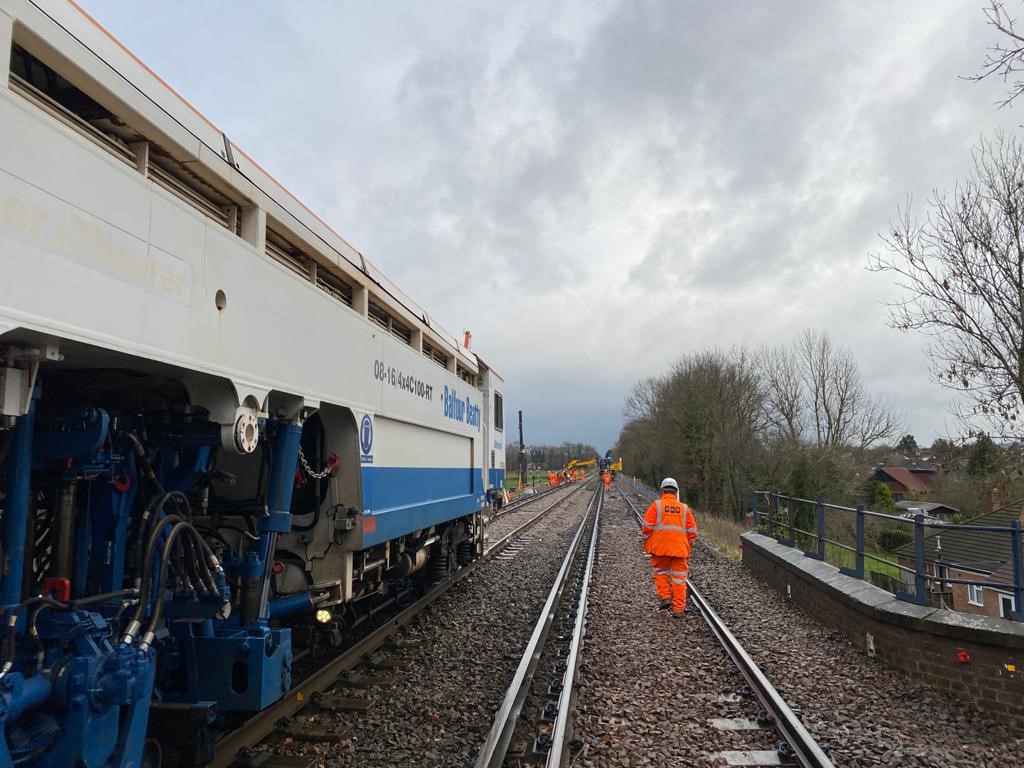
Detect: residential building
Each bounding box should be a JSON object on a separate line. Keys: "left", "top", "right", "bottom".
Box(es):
{"left": 893, "top": 505, "right": 1021, "bottom": 619}
{"left": 874, "top": 466, "right": 937, "bottom": 502}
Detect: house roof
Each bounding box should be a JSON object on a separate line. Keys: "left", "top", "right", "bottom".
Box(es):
{"left": 989, "top": 560, "right": 1017, "bottom": 592}
{"left": 877, "top": 466, "right": 936, "bottom": 493}
{"left": 892, "top": 505, "right": 1022, "bottom": 575}
{"left": 894, "top": 501, "right": 959, "bottom": 515}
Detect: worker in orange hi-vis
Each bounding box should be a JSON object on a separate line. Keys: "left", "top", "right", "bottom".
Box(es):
{"left": 642, "top": 478, "right": 698, "bottom": 617}
{"left": 601, "top": 470, "right": 611, "bottom": 489}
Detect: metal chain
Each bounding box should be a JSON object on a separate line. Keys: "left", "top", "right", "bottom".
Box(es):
{"left": 298, "top": 446, "right": 335, "bottom": 479}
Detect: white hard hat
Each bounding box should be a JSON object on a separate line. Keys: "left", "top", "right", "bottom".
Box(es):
{"left": 660, "top": 477, "right": 679, "bottom": 492}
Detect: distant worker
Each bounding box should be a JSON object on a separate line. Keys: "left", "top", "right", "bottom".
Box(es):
{"left": 601, "top": 470, "right": 611, "bottom": 490}
{"left": 642, "top": 478, "right": 698, "bottom": 617}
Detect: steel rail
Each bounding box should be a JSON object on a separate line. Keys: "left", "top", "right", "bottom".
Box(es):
{"left": 686, "top": 585, "right": 835, "bottom": 767}
{"left": 211, "top": 481, "right": 594, "bottom": 768}
{"left": 486, "top": 480, "right": 590, "bottom": 555}
{"left": 545, "top": 482, "right": 602, "bottom": 766}
{"left": 619, "top": 487, "right": 835, "bottom": 768}
{"left": 494, "top": 483, "right": 564, "bottom": 517}
{"left": 474, "top": 484, "right": 602, "bottom": 768}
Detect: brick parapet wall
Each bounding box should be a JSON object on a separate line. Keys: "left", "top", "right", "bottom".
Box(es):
{"left": 741, "top": 532, "right": 1024, "bottom": 728}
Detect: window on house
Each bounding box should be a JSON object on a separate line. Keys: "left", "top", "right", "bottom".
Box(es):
{"left": 968, "top": 583, "right": 984, "bottom": 606}
{"left": 494, "top": 392, "right": 503, "bottom": 432}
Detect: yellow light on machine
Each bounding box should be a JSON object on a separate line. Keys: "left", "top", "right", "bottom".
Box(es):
{"left": 315, "top": 609, "right": 332, "bottom": 624}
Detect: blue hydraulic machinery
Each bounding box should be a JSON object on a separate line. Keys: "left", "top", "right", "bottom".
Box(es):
{"left": 0, "top": 378, "right": 307, "bottom": 768}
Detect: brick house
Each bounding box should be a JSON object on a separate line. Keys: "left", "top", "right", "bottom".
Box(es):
{"left": 874, "top": 466, "right": 937, "bottom": 502}
{"left": 893, "top": 506, "right": 1020, "bottom": 618}
{"left": 983, "top": 560, "right": 1019, "bottom": 620}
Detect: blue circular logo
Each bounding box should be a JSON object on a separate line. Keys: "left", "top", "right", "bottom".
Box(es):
{"left": 359, "top": 415, "right": 373, "bottom": 455}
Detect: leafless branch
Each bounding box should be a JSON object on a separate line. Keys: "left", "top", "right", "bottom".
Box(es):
{"left": 870, "top": 131, "right": 1024, "bottom": 437}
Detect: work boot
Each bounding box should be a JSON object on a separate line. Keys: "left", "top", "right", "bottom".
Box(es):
{"left": 658, "top": 598, "right": 672, "bottom": 611}
{"left": 671, "top": 610, "right": 685, "bottom": 618}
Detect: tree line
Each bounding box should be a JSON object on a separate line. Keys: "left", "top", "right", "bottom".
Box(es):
{"left": 503, "top": 441, "right": 600, "bottom": 472}
{"left": 614, "top": 330, "right": 900, "bottom": 519}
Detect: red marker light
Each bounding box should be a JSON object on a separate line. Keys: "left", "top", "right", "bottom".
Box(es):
{"left": 956, "top": 649, "right": 970, "bottom": 664}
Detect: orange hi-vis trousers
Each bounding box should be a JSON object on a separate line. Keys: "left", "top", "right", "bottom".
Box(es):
{"left": 650, "top": 554, "right": 688, "bottom": 613}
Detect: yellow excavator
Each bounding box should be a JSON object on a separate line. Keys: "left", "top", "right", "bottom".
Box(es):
{"left": 564, "top": 458, "right": 597, "bottom": 472}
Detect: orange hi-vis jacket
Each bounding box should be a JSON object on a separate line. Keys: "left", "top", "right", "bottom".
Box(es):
{"left": 642, "top": 493, "right": 698, "bottom": 557}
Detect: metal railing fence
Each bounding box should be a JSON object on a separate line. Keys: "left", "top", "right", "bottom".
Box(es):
{"left": 751, "top": 490, "right": 1024, "bottom": 621}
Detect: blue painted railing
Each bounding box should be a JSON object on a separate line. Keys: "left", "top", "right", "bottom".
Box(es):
{"left": 751, "top": 491, "right": 1023, "bottom": 622}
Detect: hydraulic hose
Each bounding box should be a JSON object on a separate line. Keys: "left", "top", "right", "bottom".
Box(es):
{"left": 131, "top": 491, "right": 189, "bottom": 584}
{"left": 177, "top": 533, "right": 200, "bottom": 595}
{"left": 136, "top": 520, "right": 190, "bottom": 651}
{"left": 121, "top": 433, "right": 166, "bottom": 497}
{"left": 138, "top": 523, "right": 225, "bottom": 650}
{"left": 125, "top": 514, "right": 189, "bottom": 642}
{"left": 124, "top": 516, "right": 226, "bottom": 646}
{"left": 183, "top": 529, "right": 217, "bottom": 598}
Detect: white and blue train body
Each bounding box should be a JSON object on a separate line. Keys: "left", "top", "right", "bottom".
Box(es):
{"left": 0, "top": 1, "right": 504, "bottom": 766}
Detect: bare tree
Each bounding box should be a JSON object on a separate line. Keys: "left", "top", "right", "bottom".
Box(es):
{"left": 871, "top": 132, "right": 1024, "bottom": 437}
{"left": 758, "top": 345, "right": 806, "bottom": 443}
{"left": 624, "top": 377, "right": 660, "bottom": 422}
{"left": 760, "top": 330, "right": 899, "bottom": 451}
{"left": 617, "top": 337, "right": 899, "bottom": 513}
{"left": 967, "top": 2, "right": 1024, "bottom": 107}
{"left": 795, "top": 330, "right": 901, "bottom": 450}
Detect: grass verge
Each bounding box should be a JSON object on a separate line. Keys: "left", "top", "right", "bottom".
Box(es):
{"left": 698, "top": 513, "right": 746, "bottom": 561}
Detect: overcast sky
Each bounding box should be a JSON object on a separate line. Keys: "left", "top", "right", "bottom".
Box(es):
{"left": 82, "top": 0, "right": 1020, "bottom": 452}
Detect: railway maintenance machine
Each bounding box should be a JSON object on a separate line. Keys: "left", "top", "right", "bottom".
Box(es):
{"left": 0, "top": 1, "right": 506, "bottom": 766}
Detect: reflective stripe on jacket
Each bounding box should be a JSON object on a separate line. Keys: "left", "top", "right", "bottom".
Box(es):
{"left": 642, "top": 493, "right": 698, "bottom": 557}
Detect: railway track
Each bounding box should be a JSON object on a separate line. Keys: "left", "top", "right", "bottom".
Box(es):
{"left": 486, "top": 482, "right": 582, "bottom": 535}
{"left": 211, "top": 481, "right": 594, "bottom": 768}
{"left": 617, "top": 486, "right": 835, "bottom": 768}
{"left": 475, "top": 485, "right": 602, "bottom": 767}
{"left": 215, "top": 479, "right": 834, "bottom": 767}
{"left": 492, "top": 484, "right": 563, "bottom": 517}
{"left": 475, "top": 482, "right": 835, "bottom": 768}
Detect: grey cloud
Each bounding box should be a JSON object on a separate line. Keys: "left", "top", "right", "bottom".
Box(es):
{"left": 81, "top": 0, "right": 1024, "bottom": 449}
